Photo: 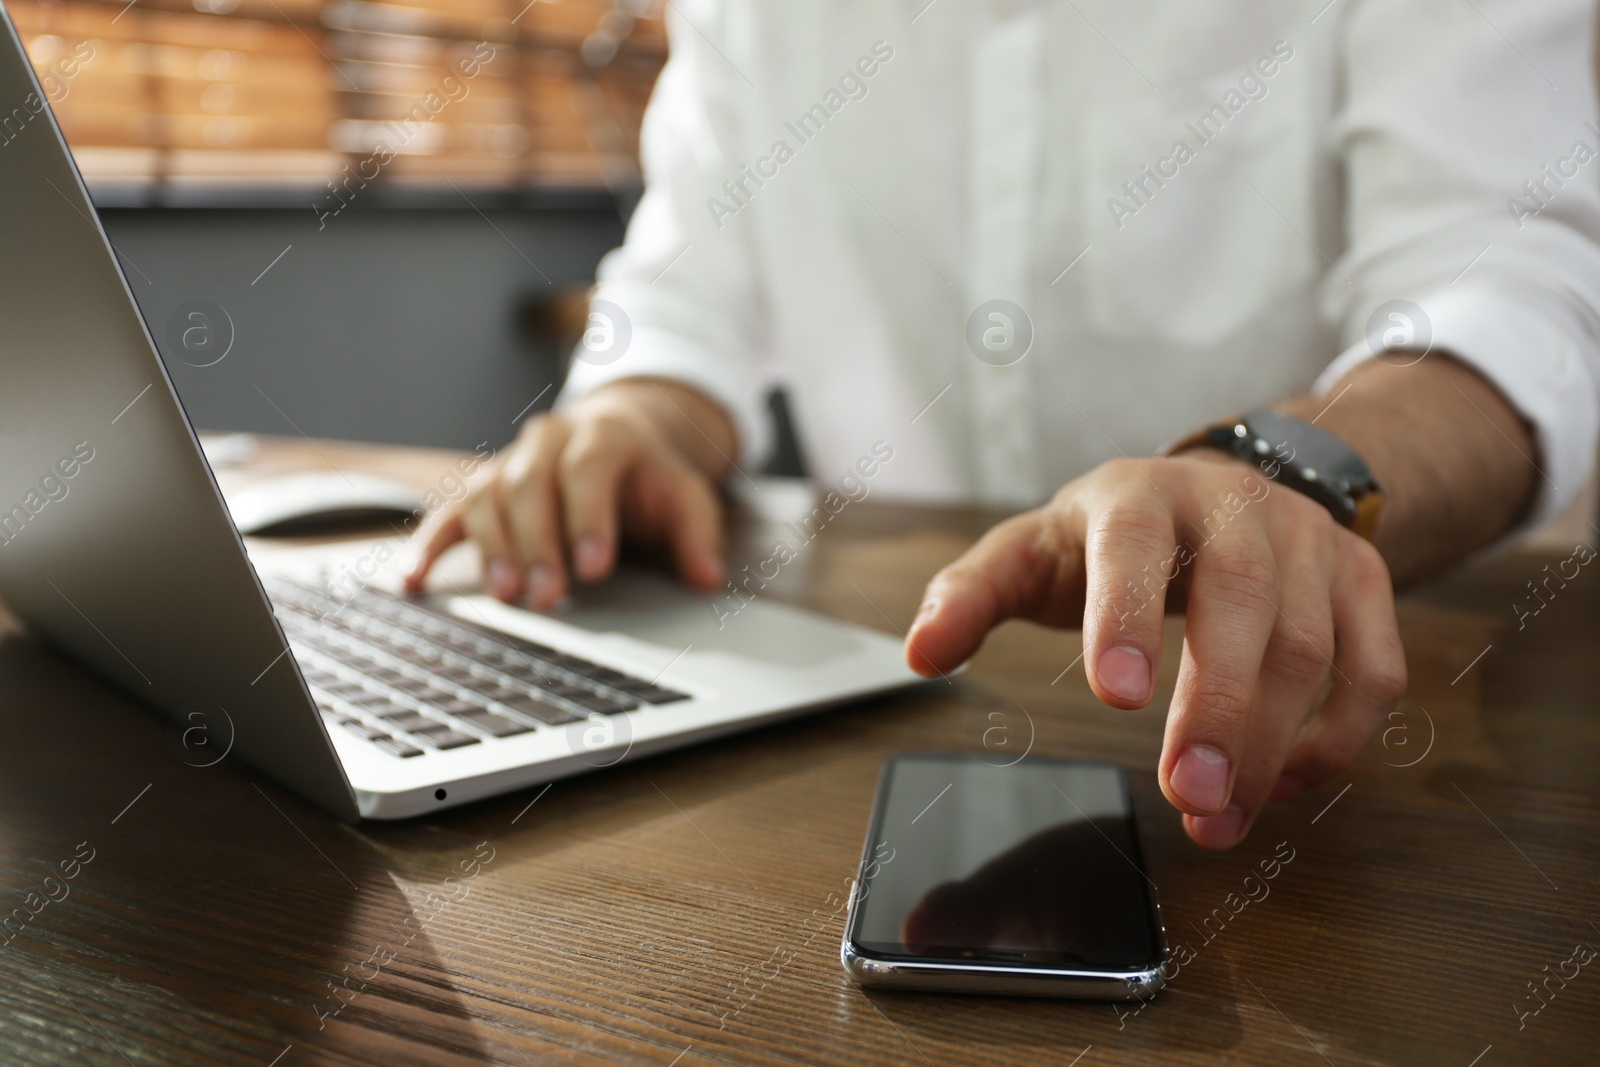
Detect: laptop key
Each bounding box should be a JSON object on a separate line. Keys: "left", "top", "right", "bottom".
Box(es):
{"left": 374, "top": 711, "right": 438, "bottom": 733}
{"left": 376, "top": 640, "right": 418, "bottom": 660}
{"left": 500, "top": 662, "right": 557, "bottom": 684}
{"left": 356, "top": 596, "right": 403, "bottom": 618}
{"left": 413, "top": 727, "right": 480, "bottom": 750}
{"left": 586, "top": 666, "right": 638, "bottom": 687}
{"left": 564, "top": 690, "right": 639, "bottom": 715}
{"left": 624, "top": 684, "right": 691, "bottom": 705}
{"left": 340, "top": 720, "right": 388, "bottom": 741}
{"left": 372, "top": 736, "right": 424, "bottom": 758}
{"left": 343, "top": 690, "right": 399, "bottom": 707}
{"left": 495, "top": 694, "right": 584, "bottom": 725}
{"left": 455, "top": 710, "right": 534, "bottom": 737}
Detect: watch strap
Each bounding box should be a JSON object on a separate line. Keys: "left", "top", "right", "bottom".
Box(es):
{"left": 1159, "top": 411, "right": 1384, "bottom": 541}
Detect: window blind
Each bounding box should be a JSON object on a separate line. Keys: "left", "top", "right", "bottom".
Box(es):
{"left": 6, "top": 0, "right": 664, "bottom": 200}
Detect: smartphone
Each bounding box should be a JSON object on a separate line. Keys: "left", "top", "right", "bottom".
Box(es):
{"left": 840, "top": 753, "right": 1166, "bottom": 998}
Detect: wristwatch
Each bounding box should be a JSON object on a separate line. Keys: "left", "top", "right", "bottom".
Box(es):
{"left": 1160, "top": 409, "right": 1385, "bottom": 541}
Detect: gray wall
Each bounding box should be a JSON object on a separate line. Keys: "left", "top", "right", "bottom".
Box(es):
{"left": 100, "top": 203, "right": 626, "bottom": 452}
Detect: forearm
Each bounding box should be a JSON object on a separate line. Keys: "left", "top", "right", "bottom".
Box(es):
{"left": 575, "top": 377, "right": 739, "bottom": 481}
{"left": 1274, "top": 355, "right": 1539, "bottom": 586}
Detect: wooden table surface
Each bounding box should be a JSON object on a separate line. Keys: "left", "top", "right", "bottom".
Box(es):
{"left": 0, "top": 436, "right": 1595, "bottom": 1067}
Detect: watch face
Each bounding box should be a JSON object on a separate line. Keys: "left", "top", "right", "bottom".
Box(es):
{"left": 1240, "top": 410, "right": 1376, "bottom": 498}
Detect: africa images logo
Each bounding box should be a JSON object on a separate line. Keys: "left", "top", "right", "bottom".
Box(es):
{"left": 165, "top": 300, "right": 235, "bottom": 368}
{"left": 166, "top": 703, "right": 236, "bottom": 768}
{"left": 575, "top": 299, "right": 631, "bottom": 366}
{"left": 564, "top": 711, "right": 632, "bottom": 767}
{"left": 1364, "top": 299, "right": 1432, "bottom": 366}
{"left": 965, "top": 299, "right": 1033, "bottom": 367}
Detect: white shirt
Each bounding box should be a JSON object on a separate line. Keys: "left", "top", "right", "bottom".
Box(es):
{"left": 561, "top": 0, "right": 1600, "bottom": 526}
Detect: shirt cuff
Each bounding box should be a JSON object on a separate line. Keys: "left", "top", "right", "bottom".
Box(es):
{"left": 1313, "top": 283, "right": 1599, "bottom": 531}
{"left": 556, "top": 324, "right": 774, "bottom": 472}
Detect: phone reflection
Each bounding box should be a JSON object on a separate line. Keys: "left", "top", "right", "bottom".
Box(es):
{"left": 900, "top": 819, "right": 1151, "bottom": 959}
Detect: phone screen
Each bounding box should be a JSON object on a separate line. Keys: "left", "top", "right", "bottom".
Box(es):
{"left": 847, "top": 754, "right": 1164, "bottom": 971}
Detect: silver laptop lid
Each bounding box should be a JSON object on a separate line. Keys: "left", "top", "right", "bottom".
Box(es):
{"left": 0, "top": 9, "right": 358, "bottom": 819}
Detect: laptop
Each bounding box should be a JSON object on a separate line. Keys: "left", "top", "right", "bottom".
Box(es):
{"left": 0, "top": 10, "right": 924, "bottom": 820}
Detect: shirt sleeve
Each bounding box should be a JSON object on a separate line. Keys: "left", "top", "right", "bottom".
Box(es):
{"left": 555, "top": 0, "right": 774, "bottom": 469}
{"left": 1315, "top": 0, "right": 1600, "bottom": 528}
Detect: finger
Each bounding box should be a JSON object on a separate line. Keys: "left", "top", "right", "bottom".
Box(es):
{"left": 461, "top": 485, "right": 521, "bottom": 602}
{"left": 1278, "top": 540, "right": 1406, "bottom": 793}
{"left": 1160, "top": 529, "right": 1279, "bottom": 817}
{"left": 502, "top": 420, "right": 571, "bottom": 610}
{"left": 1081, "top": 495, "right": 1178, "bottom": 709}
{"left": 904, "top": 510, "right": 1087, "bottom": 677}
{"left": 402, "top": 507, "right": 466, "bottom": 592}
{"left": 558, "top": 416, "right": 636, "bottom": 583}
{"left": 654, "top": 456, "right": 725, "bottom": 591}
{"left": 1186, "top": 560, "right": 1335, "bottom": 849}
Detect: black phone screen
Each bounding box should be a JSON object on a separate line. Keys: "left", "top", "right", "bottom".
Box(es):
{"left": 846, "top": 754, "right": 1164, "bottom": 971}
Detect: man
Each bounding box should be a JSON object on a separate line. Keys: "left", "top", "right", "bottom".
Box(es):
{"left": 406, "top": 0, "right": 1600, "bottom": 850}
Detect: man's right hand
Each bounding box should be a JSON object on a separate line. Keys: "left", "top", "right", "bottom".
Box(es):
{"left": 402, "top": 379, "right": 734, "bottom": 608}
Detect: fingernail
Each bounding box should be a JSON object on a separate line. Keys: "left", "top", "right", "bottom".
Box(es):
{"left": 526, "top": 565, "right": 560, "bottom": 607}
{"left": 1170, "top": 745, "right": 1231, "bottom": 813}
{"left": 1097, "top": 644, "right": 1152, "bottom": 704}
{"left": 1191, "top": 804, "right": 1248, "bottom": 848}
{"left": 575, "top": 536, "right": 607, "bottom": 580}
{"left": 700, "top": 551, "right": 724, "bottom": 586}
{"left": 487, "top": 559, "right": 517, "bottom": 600}
{"left": 1270, "top": 772, "right": 1307, "bottom": 803}
{"left": 912, "top": 599, "right": 939, "bottom": 628}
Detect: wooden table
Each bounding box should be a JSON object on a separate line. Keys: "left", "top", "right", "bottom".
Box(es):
{"left": 0, "top": 437, "right": 1595, "bottom": 1066}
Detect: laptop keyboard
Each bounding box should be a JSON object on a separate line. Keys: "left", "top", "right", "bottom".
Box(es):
{"left": 264, "top": 579, "right": 688, "bottom": 758}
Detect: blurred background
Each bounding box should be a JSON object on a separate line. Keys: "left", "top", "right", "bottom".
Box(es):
{"left": 8, "top": 0, "right": 699, "bottom": 456}
{"left": 10, "top": 0, "right": 1586, "bottom": 513}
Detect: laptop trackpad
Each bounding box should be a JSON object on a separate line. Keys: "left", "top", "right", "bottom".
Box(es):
{"left": 508, "top": 568, "right": 869, "bottom": 669}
